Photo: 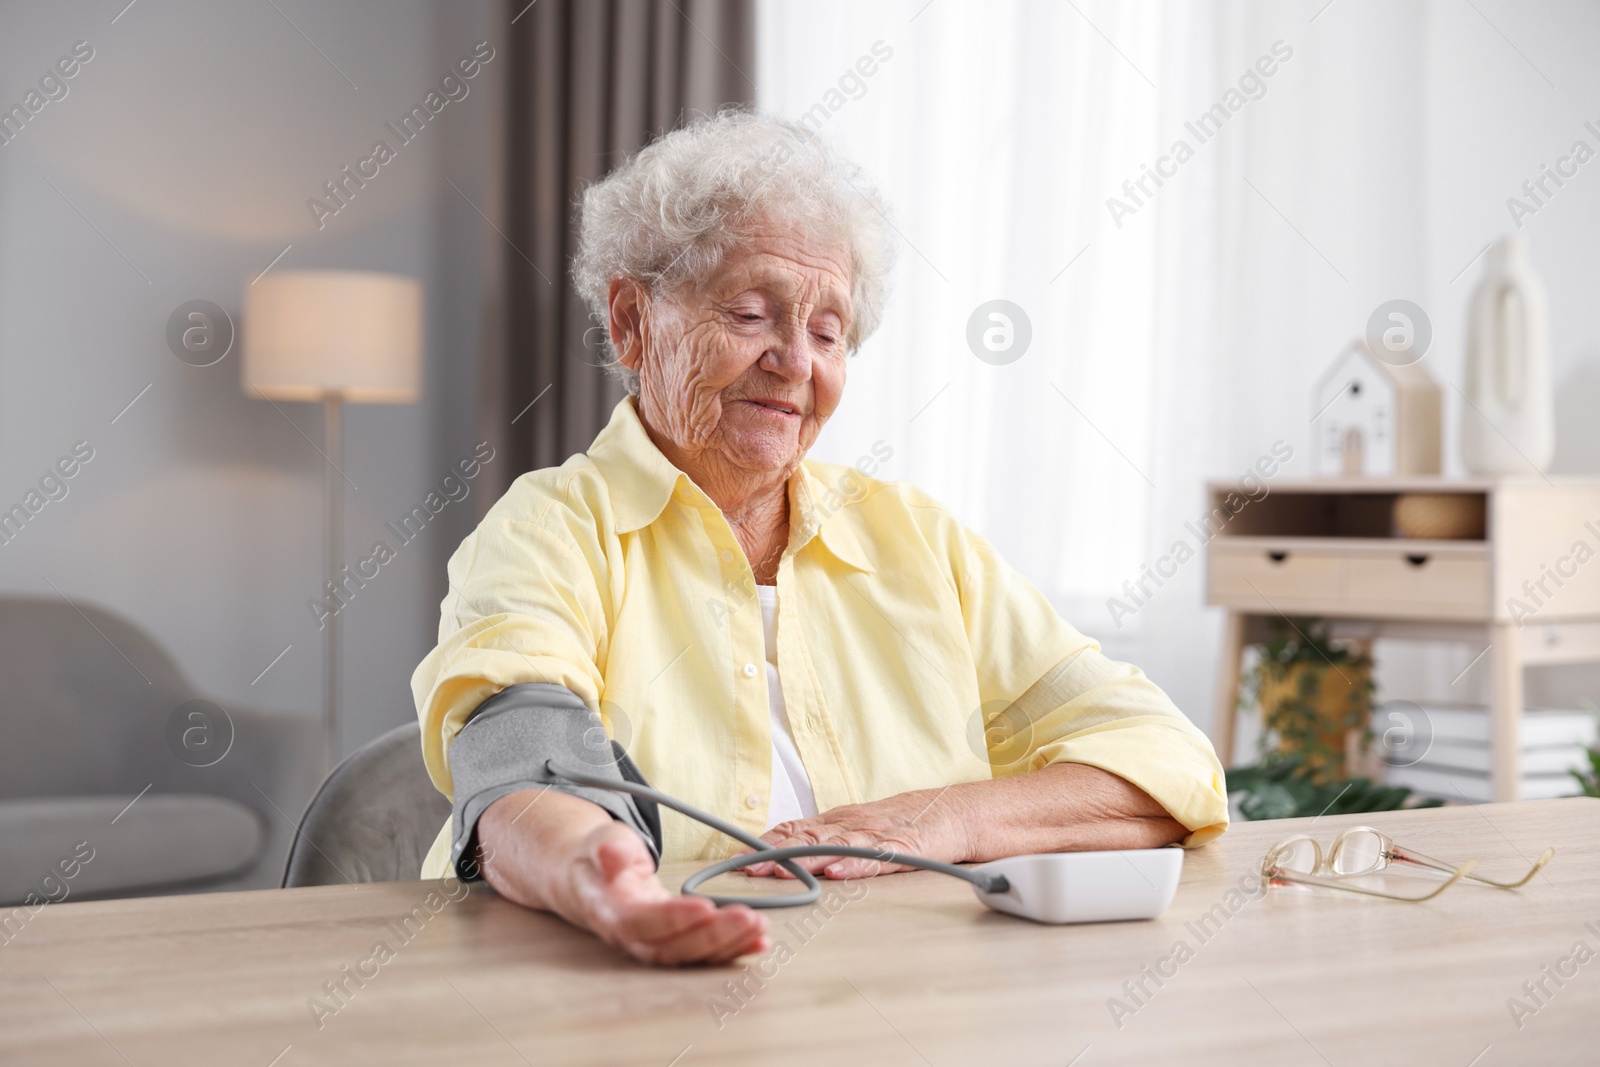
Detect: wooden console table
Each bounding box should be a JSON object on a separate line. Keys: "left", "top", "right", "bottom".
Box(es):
{"left": 1206, "top": 476, "right": 1600, "bottom": 800}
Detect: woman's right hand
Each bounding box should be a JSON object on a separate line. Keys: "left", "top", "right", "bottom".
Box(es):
{"left": 479, "top": 789, "right": 771, "bottom": 966}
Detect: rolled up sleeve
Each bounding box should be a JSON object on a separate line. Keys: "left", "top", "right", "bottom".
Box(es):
{"left": 411, "top": 494, "right": 611, "bottom": 801}
{"left": 948, "top": 518, "right": 1229, "bottom": 847}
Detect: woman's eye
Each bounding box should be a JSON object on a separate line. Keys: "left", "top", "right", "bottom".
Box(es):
{"left": 733, "top": 310, "right": 763, "bottom": 322}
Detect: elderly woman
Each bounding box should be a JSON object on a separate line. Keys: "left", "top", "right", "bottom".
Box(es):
{"left": 412, "top": 109, "right": 1227, "bottom": 966}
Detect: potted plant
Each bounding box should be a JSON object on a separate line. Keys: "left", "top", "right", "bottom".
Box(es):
{"left": 1575, "top": 750, "right": 1600, "bottom": 798}
{"left": 1227, "top": 753, "right": 1441, "bottom": 821}
{"left": 1574, "top": 702, "right": 1600, "bottom": 798}
{"left": 1243, "top": 617, "right": 1375, "bottom": 784}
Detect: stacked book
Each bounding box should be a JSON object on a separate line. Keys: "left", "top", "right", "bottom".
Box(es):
{"left": 1380, "top": 704, "right": 1597, "bottom": 802}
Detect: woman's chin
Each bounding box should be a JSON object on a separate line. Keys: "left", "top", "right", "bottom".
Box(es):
{"left": 719, "top": 426, "right": 801, "bottom": 473}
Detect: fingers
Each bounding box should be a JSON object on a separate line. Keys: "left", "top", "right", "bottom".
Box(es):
{"left": 808, "top": 830, "right": 909, "bottom": 879}
{"left": 771, "top": 853, "right": 834, "bottom": 878}
{"left": 739, "top": 830, "right": 908, "bottom": 880}
{"left": 739, "top": 855, "right": 780, "bottom": 878}
{"left": 744, "top": 838, "right": 836, "bottom": 878}
{"left": 578, "top": 826, "right": 771, "bottom": 966}
{"left": 616, "top": 897, "right": 721, "bottom": 945}
{"left": 740, "top": 822, "right": 825, "bottom": 878}
{"left": 822, "top": 849, "right": 901, "bottom": 880}
{"left": 622, "top": 903, "right": 771, "bottom": 966}
{"left": 739, "top": 801, "right": 931, "bottom": 879}
{"left": 604, "top": 888, "right": 768, "bottom": 965}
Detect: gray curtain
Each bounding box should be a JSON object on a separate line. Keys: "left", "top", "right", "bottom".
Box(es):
{"left": 499, "top": 0, "right": 756, "bottom": 476}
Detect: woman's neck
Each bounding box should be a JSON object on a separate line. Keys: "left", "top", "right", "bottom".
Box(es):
{"left": 640, "top": 418, "right": 794, "bottom": 584}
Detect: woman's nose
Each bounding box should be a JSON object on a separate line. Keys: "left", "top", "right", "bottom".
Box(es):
{"left": 760, "top": 321, "right": 813, "bottom": 381}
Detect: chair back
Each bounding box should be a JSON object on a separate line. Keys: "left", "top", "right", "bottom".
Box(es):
{"left": 283, "top": 721, "right": 450, "bottom": 886}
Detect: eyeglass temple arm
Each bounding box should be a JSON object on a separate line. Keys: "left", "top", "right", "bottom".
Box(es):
{"left": 1268, "top": 859, "right": 1477, "bottom": 902}
{"left": 1393, "top": 845, "right": 1554, "bottom": 889}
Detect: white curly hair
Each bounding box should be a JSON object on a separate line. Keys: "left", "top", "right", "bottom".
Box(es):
{"left": 572, "top": 107, "right": 898, "bottom": 394}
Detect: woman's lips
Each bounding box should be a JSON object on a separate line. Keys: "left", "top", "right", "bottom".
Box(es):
{"left": 738, "top": 398, "right": 801, "bottom": 419}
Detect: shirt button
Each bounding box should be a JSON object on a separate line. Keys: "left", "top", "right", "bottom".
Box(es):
{"left": 720, "top": 549, "right": 734, "bottom": 562}
{"left": 742, "top": 662, "right": 758, "bottom": 677}
{"left": 745, "top": 794, "right": 761, "bottom": 809}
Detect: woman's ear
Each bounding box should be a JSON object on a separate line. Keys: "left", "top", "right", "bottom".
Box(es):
{"left": 608, "top": 277, "right": 647, "bottom": 372}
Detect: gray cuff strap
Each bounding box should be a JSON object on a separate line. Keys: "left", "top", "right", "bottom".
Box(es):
{"left": 447, "top": 682, "right": 660, "bottom": 881}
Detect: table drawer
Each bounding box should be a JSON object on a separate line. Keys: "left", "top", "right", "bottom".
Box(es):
{"left": 1345, "top": 553, "right": 1489, "bottom": 609}
{"left": 1209, "top": 546, "right": 1342, "bottom": 601}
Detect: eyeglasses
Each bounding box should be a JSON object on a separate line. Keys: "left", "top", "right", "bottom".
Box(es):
{"left": 1260, "top": 825, "right": 1555, "bottom": 902}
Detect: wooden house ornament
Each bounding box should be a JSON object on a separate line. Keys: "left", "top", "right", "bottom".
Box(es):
{"left": 1312, "top": 338, "right": 1441, "bottom": 477}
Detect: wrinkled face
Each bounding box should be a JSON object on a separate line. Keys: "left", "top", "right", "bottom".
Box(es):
{"left": 623, "top": 224, "right": 853, "bottom": 477}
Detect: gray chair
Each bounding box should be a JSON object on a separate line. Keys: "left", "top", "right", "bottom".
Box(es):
{"left": 0, "top": 596, "right": 322, "bottom": 905}
{"left": 283, "top": 721, "right": 451, "bottom": 886}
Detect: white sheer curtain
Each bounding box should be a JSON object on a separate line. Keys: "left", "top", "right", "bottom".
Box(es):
{"left": 759, "top": 5, "right": 1260, "bottom": 623}
{"left": 757, "top": 1, "right": 1478, "bottom": 737}
{"left": 758, "top": 1, "right": 1166, "bottom": 627}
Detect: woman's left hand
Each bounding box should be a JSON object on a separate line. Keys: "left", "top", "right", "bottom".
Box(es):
{"left": 736, "top": 787, "right": 976, "bottom": 880}
{"left": 735, "top": 764, "right": 1189, "bottom": 880}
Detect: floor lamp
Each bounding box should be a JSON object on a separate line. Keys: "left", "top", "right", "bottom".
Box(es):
{"left": 243, "top": 271, "right": 423, "bottom": 769}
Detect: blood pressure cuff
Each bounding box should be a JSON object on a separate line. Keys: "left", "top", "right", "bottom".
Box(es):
{"left": 446, "top": 682, "right": 662, "bottom": 881}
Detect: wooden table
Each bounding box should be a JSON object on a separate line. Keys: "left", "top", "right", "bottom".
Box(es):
{"left": 3, "top": 799, "right": 1595, "bottom": 1066}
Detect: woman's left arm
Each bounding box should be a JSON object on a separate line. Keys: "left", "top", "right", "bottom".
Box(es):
{"left": 741, "top": 761, "right": 1186, "bottom": 879}
{"left": 747, "top": 499, "right": 1225, "bottom": 879}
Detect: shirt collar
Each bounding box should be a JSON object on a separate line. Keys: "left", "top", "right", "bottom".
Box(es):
{"left": 588, "top": 397, "right": 877, "bottom": 574}
{"left": 586, "top": 396, "right": 687, "bottom": 534}
{"left": 792, "top": 464, "right": 875, "bottom": 573}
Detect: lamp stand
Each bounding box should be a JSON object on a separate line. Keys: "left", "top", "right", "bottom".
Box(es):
{"left": 322, "top": 392, "right": 344, "bottom": 771}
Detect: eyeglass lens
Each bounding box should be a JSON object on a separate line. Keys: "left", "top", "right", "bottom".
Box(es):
{"left": 1330, "top": 829, "right": 1386, "bottom": 876}
{"left": 1274, "top": 838, "right": 1319, "bottom": 874}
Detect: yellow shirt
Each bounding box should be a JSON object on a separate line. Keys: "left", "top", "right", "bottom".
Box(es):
{"left": 413, "top": 397, "right": 1228, "bottom": 877}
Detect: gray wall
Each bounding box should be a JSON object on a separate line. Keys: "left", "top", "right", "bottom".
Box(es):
{"left": 0, "top": 0, "right": 502, "bottom": 759}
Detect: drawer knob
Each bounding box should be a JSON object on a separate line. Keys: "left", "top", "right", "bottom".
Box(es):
{"left": 1267, "top": 551, "right": 1289, "bottom": 563}
{"left": 1405, "top": 553, "right": 1429, "bottom": 567}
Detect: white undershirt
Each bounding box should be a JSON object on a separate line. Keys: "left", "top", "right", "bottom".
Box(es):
{"left": 756, "top": 585, "right": 818, "bottom": 830}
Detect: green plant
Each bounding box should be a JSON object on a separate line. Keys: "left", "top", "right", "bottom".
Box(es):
{"left": 1243, "top": 617, "right": 1375, "bottom": 782}
{"left": 1574, "top": 749, "right": 1600, "bottom": 798}
{"left": 1226, "top": 753, "right": 1442, "bottom": 821}
{"left": 1574, "top": 701, "right": 1600, "bottom": 798}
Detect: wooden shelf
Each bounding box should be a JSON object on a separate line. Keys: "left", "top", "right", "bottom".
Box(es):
{"left": 1203, "top": 477, "right": 1600, "bottom": 801}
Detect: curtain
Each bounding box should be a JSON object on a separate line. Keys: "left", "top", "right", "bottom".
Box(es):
{"left": 755, "top": 0, "right": 1173, "bottom": 624}
{"left": 754, "top": 0, "right": 1372, "bottom": 732}
{"left": 497, "top": 0, "right": 756, "bottom": 478}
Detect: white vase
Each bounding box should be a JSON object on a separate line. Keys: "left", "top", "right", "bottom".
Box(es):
{"left": 1460, "top": 236, "right": 1554, "bottom": 475}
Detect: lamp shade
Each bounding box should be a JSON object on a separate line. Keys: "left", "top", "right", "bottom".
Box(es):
{"left": 242, "top": 270, "right": 423, "bottom": 403}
